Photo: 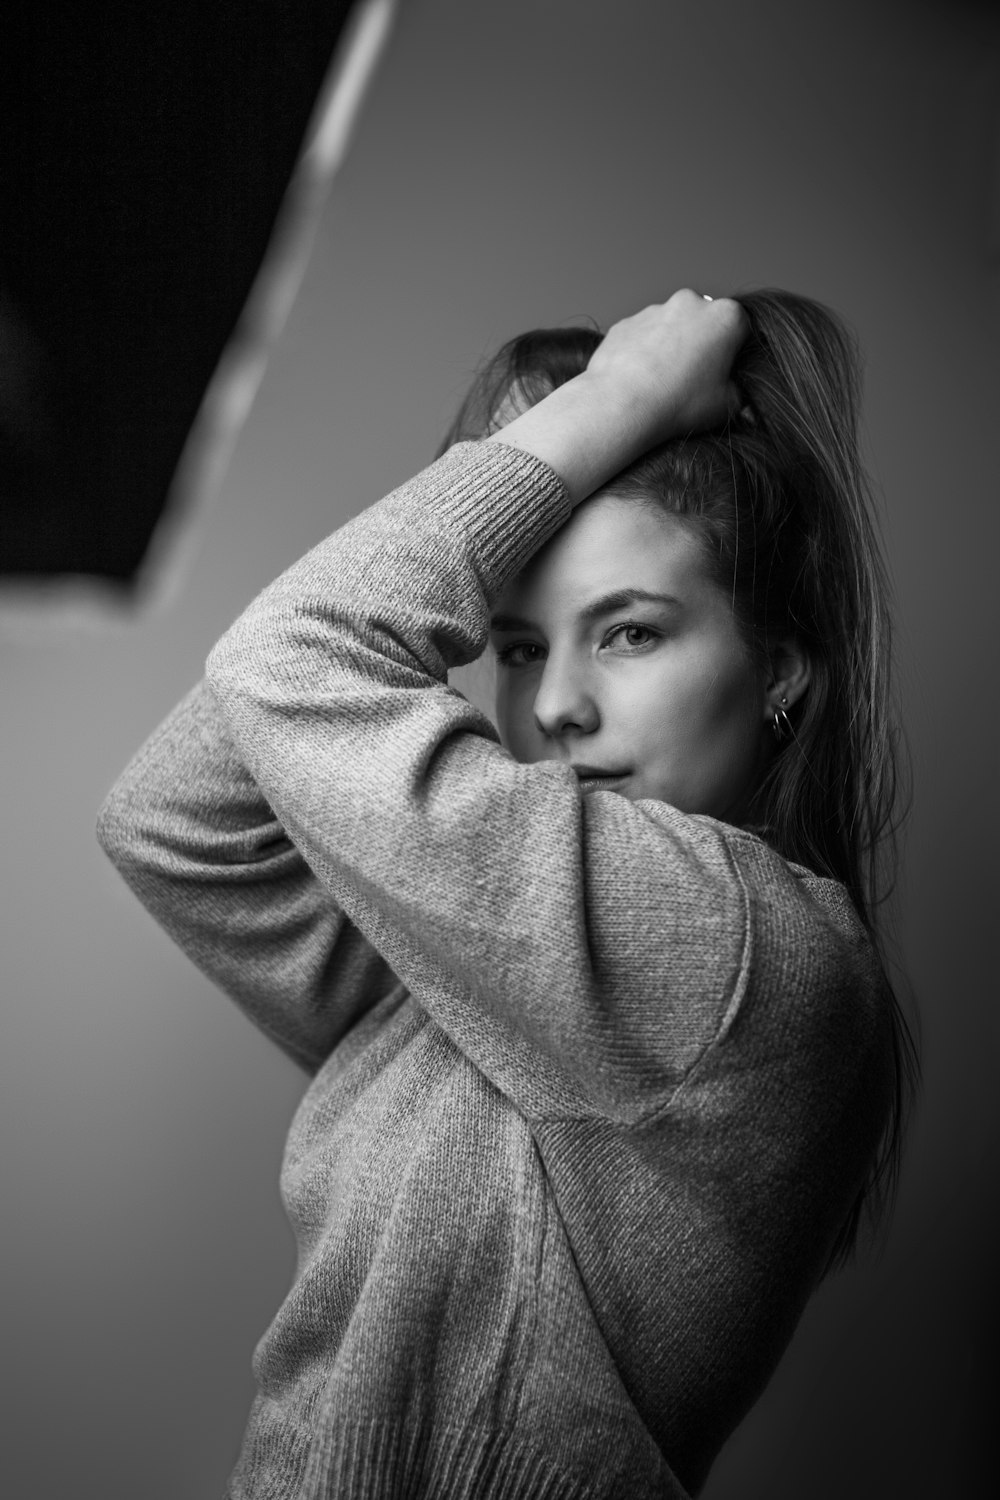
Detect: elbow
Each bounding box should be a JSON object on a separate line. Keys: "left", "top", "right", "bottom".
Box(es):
{"left": 96, "top": 774, "right": 158, "bottom": 875}
{"left": 205, "top": 621, "right": 250, "bottom": 705}
{"left": 95, "top": 784, "right": 135, "bottom": 867}
{"left": 204, "top": 636, "right": 227, "bottom": 691}
{"left": 204, "top": 636, "right": 246, "bottom": 732}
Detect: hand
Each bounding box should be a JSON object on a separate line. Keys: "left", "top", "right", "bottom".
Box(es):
{"left": 484, "top": 289, "right": 748, "bottom": 506}
{"left": 585, "top": 290, "right": 748, "bottom": 446}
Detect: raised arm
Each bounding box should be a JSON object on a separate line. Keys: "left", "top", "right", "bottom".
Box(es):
{"left": 97, "top": 676, "right": 399, "bottom": 1073}
{"left": 201, "top": 293, "right": 769, "bottom": 1124}
{"left": 103, "top": 292, "right": 758, "bottom": 1113}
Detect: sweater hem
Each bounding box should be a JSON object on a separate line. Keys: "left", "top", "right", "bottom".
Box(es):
{"left": 228, "top": 1410, "right": 689, "bottom": 1500}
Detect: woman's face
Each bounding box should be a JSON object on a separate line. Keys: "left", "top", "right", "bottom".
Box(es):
{"left": 490, "top": 492, "right": 770, "bottom": 820}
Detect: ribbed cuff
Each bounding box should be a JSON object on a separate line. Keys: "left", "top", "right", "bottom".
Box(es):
{"left": 404, "top": 440, "right": 573, "bottom": 598}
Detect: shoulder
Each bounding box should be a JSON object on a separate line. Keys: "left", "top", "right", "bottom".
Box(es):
{"left": 693, "top": 820, "right": 892, "bottom": 1109}
{"left": 656, "top": 806, "right": 886, "bottom": 1051}
{"left": 584, "top": 794, "right": 876, "bottom": 999}
{"left": 562, "top": 796, "right": 886, "bottom": 1121}
{"left": 722, "top": 822, "right": 884, "bottom": 1004}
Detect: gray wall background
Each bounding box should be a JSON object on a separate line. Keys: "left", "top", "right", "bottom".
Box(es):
{"left": 2, "top": 0, "right": 997, "bottom": 1494}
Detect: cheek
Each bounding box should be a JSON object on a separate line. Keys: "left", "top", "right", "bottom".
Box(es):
{"left": 636, "top": 659, "right": 760, "bottom": 816}
{"left": 690, "top": 668, "right": 763, "bottom": 799}
{"left": 494, "top": 674, "right": 533, "bottom": 753}
{"left": 702, "top": 663, "right": 761, "bottom": 737}
{"left": 643, "top": 647, "right": 761, "bottom": 768}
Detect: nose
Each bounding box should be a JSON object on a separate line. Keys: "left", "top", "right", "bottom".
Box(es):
{"left": 532, "top": 651, "right": 600, "bottom": 738}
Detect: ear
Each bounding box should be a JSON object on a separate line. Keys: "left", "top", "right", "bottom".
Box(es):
{"left": 762, "top": 637, "right": 810, "bottom": 724}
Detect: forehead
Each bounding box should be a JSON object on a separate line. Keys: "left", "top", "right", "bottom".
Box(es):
{"left": 495, "top": 492, "right": 711, "bottom": 618}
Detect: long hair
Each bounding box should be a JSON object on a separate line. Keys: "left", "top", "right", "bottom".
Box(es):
{"left": 440, "top": 291, "right": 917, "bottom": 1270}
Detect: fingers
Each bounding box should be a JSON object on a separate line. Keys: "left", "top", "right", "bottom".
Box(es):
{"left": 663, "top": 288, "right": 747, "bottom": 341}
{"left": 701, "top": 293, "right": 750, "bottom": 357}
{"left": 588, "top": 290, "right": 749, "bottom": 441}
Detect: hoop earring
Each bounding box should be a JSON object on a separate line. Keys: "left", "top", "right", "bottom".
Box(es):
{"left": 771, "top": 694, "right": 793, "bottom": 742}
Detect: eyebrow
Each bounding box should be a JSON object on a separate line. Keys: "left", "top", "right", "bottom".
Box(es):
{"left": 489, "top": 588, "right": 681, "bottom": 633}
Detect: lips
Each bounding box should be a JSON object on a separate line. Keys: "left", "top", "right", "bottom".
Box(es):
{"left": 571, "top": 765, "right": 630, "bottom": 791}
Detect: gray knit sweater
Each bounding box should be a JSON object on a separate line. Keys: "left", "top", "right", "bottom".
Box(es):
{"left": 97, "top": 441, "right": 893, "bottom": 1500}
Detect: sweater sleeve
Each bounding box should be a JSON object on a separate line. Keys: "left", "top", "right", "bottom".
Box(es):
{"left": 96, "top": 675, "right": 400, "bottom": 1074}
{"left": 203, "top": 440, "right": 768, "bottom": 1124}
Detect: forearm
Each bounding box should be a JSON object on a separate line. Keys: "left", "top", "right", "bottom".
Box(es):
{"left": 484, "top": 370, "right": 663, "bottom": 507}
{"left": 97, "top": 677, "right": 398, "bottom": 1070}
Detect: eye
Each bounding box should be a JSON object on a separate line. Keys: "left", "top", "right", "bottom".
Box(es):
{"left": 603, "top": 621, "right": 660, "bottom": 652}
{"left": 495, "top": 641, "right": 547, "bottom": 668}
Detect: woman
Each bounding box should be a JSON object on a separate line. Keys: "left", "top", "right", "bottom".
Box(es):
{"left": 97, "top": 289, "right": 914, "bottom": 1498}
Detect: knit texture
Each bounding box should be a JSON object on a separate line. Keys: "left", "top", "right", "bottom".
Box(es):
{"left": 97, "top": 440, "right": 894, "bottom": 1498}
